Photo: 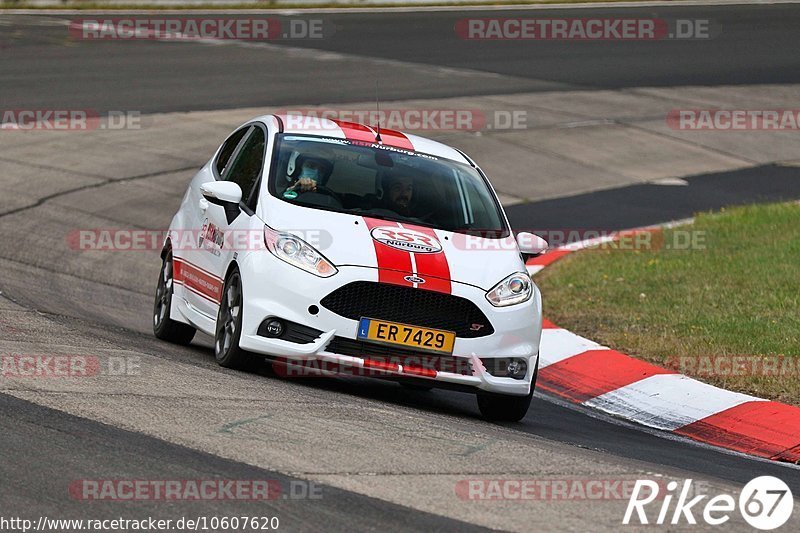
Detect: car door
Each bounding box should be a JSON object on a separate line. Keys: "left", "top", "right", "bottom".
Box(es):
{"left": 179, "top": 125, "right": 252, "bottom": 318}
{"left": 195, "top": 124, "right": 268, "bottom": 317}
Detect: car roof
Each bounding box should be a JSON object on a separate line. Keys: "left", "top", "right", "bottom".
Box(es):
{"left": 252, "top": 113, "right": 473, "bottom": 165}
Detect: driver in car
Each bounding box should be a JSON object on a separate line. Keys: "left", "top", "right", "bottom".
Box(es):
{"left": 286, "top": 149, "right": 334, "bottom": 194}
{"left": 381, "top": 173, "right": 415, "bottom": 216}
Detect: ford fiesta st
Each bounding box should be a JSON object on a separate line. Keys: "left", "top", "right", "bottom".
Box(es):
{"left": 153, "top": 114, "right": 547, "bottom": 421}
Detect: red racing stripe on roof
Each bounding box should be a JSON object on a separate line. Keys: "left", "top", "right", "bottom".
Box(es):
{"left": 330, "top": 119, "right": 377, "bottom": 144}
{"left": 377, "top": 128, "right": 414, "bottom": 150}
{"left": 328, "top": 118, "right": 414, "bottom": 151}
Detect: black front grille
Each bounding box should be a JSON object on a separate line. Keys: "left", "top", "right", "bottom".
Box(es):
{"left": 320, "top": 282, "right": 493, "bottom": 338}
{"left": 326, "top": 336, "right": 473, "bottom": 376}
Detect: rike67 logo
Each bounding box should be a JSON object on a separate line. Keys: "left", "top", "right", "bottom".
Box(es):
{"left": 624, "top": 476, "right": 794, "bottom": 529}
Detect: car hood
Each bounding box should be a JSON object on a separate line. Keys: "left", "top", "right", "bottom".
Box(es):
{"left": 265, "top": 203, "right": 525, "bottom": 291}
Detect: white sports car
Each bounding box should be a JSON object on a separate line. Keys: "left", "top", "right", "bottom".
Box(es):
{"left": 153, "top": 114, "right": 547, "bottom": 421}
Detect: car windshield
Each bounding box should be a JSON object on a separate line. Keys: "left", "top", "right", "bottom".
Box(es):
{"left": 268, "top": 134, "right": 508, "bottom": 236}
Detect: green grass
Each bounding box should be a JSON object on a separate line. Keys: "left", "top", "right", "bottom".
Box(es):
{"left": 537, "top": 202, "right": 800, "bottom": 405}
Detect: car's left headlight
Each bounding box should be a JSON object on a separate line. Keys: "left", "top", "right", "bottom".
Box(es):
{"left": 264, "top": 226, "right": 337, "bottom": 278}
{"left": 486, "top": 272, "right": 532, "bottom": 307}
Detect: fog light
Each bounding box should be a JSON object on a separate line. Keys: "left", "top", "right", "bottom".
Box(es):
{"left": 507, "top": 358, "right": 527, "bottom": 379}
{"left": 264, "top": 319, "right": 284, "bottom": 338}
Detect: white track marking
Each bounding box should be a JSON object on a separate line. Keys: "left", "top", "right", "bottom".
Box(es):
{"left": 584, "top": 373, "right": 765, "bottom": 431}
{"left": 539, "top": 328, "right": 609, "bottom": 368}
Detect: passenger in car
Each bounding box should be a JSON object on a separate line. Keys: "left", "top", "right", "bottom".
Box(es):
{"left": 381, "top": 173, "right": 415, "bottom": 215}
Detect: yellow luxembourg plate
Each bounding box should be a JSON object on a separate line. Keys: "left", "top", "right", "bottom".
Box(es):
{"left": 357, "top": 318, "right": 455, "bottom": 354}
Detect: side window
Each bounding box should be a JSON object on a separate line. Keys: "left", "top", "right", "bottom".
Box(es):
{"left": 224, "top": 127, "right": 266, "bottom": 211}
{"left": 215, "top": 127, "right": 250, "bottom": 176}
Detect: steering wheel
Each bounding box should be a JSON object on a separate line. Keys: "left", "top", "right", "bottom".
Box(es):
{"left": 292, "top": 185, "right": 344, "bottom": 208}
{"left": 309, "top": 185, "right": 344, "bottom": 205}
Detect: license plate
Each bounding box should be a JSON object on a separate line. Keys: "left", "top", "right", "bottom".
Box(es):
{"left": 357, "top": 318, "right": 455, "bottom": 354}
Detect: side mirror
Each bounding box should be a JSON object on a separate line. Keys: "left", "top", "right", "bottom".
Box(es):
{"left": 200, "top": 181, "right": 243, "bottom": 224}
{"left": 201, "top": 181, "right": 243, "bottom": 204}
{"left": 516, "top": 232, "right": 548, "bottom": 258}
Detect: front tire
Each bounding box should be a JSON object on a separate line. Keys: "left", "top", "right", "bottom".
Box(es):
{"left": 214, "top": 267, "right": 251, "bottom": 370}
{"left": 153, "top": 250, "right": 196, "bottom": 345}
{"left": 477, "top": 390, "right": 533, "bottom": 422}
{"left": 477, "top": 358, "right": 538, "bottom": 422}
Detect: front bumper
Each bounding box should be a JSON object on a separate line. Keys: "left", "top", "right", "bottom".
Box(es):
{"left": 237, "top": 253, "right": 542, "bottom": 395}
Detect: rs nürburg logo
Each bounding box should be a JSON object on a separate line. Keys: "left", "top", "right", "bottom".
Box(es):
{"left": 370, "top": 226, "right": 442, "bottom": 254}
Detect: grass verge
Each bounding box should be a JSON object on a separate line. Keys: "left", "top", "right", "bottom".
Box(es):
{"left": 537, "top": 201, "right": 800, "bottom": 405}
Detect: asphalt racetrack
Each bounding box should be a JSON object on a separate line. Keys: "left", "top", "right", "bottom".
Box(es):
{"left": 1, "top": 3, "right": 799, "bottom": 531}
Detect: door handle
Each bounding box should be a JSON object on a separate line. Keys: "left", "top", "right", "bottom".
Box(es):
{"left": 199, "top": 197, "right": 209, "bottom": 212}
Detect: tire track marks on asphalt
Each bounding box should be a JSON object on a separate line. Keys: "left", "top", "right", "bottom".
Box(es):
{"left": 0, "top": 162, "right": 199, "bottom": 218}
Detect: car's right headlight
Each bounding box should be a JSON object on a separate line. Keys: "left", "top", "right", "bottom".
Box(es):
{"left": 263, "top": 226, "right": 337, "bottom": 278}
{"left": 486, "top": 272, "right": 532, "bottom": 307}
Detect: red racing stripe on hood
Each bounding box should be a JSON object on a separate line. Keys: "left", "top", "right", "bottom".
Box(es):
{"left": 364, "top": 218, "right": 414, "bottom": 288}
{"left": 403, "top": 224, "right": 451, "bottom": 294}
{"left": 364, "top": 218, "right": 452, "bottom": 294}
